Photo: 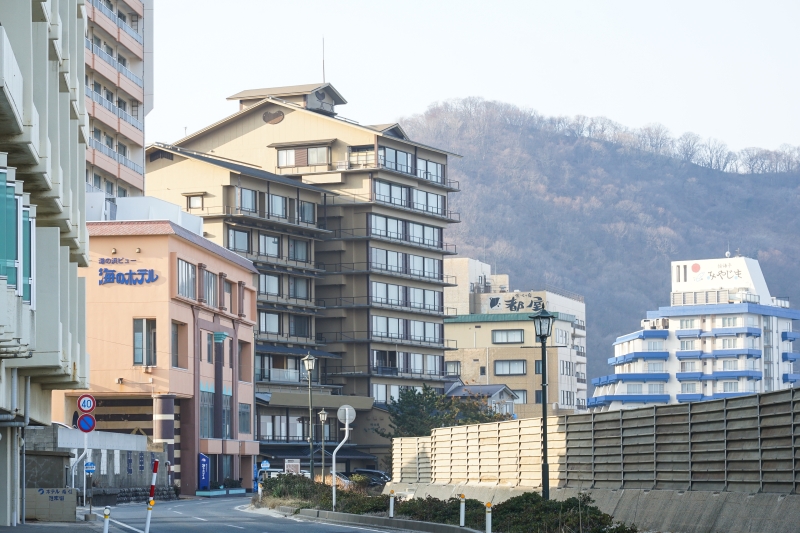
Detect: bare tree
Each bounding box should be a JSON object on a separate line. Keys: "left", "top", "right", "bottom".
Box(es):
{"left": 699, "top": 138, "right": 731, "bottom": 171}
{"left": 675, "top": 132, "right": 702, "bottom": 163}
{"left": 637, "top": 123, "right": 674, "bottom": 155}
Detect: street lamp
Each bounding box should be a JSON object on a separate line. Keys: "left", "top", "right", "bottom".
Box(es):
{"left": 529, "top": 306, "right": 555, "bottom": 500}
{"left": 302, "top": 353, "right": 317, "bottom": 480}
{"left": 318, "top": 409, "right": 328, "bottom": 482}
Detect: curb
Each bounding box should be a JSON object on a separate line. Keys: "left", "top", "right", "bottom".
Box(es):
{"left": 275, "top": 506, "right": 482, "bottom": 533}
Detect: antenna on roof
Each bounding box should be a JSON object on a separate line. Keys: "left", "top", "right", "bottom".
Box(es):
{"left": 725, "top": 242, "right": 731, "bottom": 258}
{"left": 322, "top": 37, "right": 326, "bottom": 83}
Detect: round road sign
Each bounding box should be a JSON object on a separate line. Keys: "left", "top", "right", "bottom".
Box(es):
{"left": 77, "top": 413, "right": 96, "bottom": 433}
{"left": 84, "top": 461, "right": 96, "bottom": 474}
{"left": 261, "top": 460, "right": 270, "bottom": 469}
{"left": 337, "top": 405, "right": 356, "bottom": 425}
{"left": 77, "top": 394, "right": 96, "bottom": 414}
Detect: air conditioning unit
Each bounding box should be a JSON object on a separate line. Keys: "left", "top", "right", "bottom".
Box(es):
{"left": 641, "top": 319, "right": 653, "bottom": 329}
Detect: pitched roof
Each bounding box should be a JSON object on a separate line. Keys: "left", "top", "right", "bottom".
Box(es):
{"left": 446, "top": 384, "right": 517, "bottom": 398}
{"left": 444, "top": 312, "right": 574, "bottom": 323}
{"left": 226, "top": 83, "right": 348, "bottom": 105}
{"left": 87, "top": 220, "right": 259, "bottom": 273}
{"left": 149, "top": 143, "right": 334, "bottom": 195}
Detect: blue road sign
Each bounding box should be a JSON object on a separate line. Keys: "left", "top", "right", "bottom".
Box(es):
{"left": 85, "top": 462, "right": 96, "bottom": 474}
{"left": 261, "top": 460, "right": 270, "bottom": 469}
{"left": 198, "top": 454, "right": 210, "bottom": 491}
{"left": 77, "top": 414, "right": 96, "bottom": 433}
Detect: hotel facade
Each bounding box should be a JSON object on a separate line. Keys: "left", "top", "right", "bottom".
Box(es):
{"left": 591, "top": 256, "right": 800, "bottom": 411}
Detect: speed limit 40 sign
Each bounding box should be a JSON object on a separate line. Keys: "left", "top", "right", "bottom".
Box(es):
{"left": 77, "top": 394, "right": 96, "bottom": 414}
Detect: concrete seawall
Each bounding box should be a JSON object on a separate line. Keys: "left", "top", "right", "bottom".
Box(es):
{"left": 386, "top": 483, "right": 800, "bottom": 533}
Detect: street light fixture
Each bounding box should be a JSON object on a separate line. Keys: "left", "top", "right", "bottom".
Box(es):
{"left": 302, "top": 353, "right": 317, "bottom": 480}
{"left": 318, "top": 409, "right": 328, "bottom": 482}
{"left": 529, "top": 306, "right": 555, "bottom": 500}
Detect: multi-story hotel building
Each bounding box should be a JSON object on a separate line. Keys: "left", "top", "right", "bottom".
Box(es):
{"left": 52, "top": 199, "right": 260, "bottom": 493}
{"left": 146, "top": 83, "right": 459, "bottom": 467}
{"left": 84, "top": 0, "right": 152, "bottom": 201}
{"left": 444, "top": 258, "right": 588, "bottom": 416}
{"left": 590, "top": 256, "right": 800, "bottom": 411}
{"left": 0, "top": 2, "right": 89, "bottom": 526}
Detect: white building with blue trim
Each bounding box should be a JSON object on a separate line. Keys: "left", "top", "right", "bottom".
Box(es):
{"left": 590, "top": 256, "right": 800, "bottom": 411}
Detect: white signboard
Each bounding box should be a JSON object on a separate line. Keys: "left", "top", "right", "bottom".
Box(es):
{"left": 284, "top": 459, "right": 301, "bottom": 474}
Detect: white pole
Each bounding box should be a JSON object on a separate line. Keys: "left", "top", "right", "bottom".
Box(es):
{"left": 460, "top": 494, "right": 466, "bottom": 527}
{"left": 389, "top": 490, "right": 395, "bottom": 518}
{"left": 331, "top": 414, "right": 351, "bottom": 512}
{"left": 143, "top": 459, "right": 159, "bottom": 533}
{"left": 102, "top": 506, "right": 111, "bottom": 533}
{"left": 486, "top": 502, "right": 492, "bottom": 533}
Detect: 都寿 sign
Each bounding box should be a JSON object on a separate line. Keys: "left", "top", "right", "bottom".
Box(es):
{"left": 488, "top": 293, "right": 544, "bottom": 313}
{"left": 98, "top": 268, "right": 158, "bottom": 286}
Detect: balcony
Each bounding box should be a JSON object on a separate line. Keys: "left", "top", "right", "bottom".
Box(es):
{"left": 591, "top": 373, "right": 670, "bottom": 386}
{"left": 326, "top": 227, "right": 457, "bottom": 255}
{"left": 782, "top": 373, "right": 800, "bottom": 384}
{"left": 89, "top": 138, "right": 143, "bottom": 175}
{"left": 255, "top": 331, "right": 321, "bottom": 347}
{"left": 703, "top": 370, "right": 762, "bottom": 381}
{"left": 709, "top": 348, "right": 762, "bottom": 359}
{"left": 188, "top": 205, "right": 326, "bottom": 233}
{"left": 676, "top": 350, "right": 703, "bottom": 360}
{"left": 324, "top": 364, "right": 453, "bottom": 382}
{"left": 0, "top": 27, "right": 24, "bottom": 135}
{"left": 608, "top": 351, "right": 669, "bottom": 365}
{"left": 676, "top": 372, "right": 703, "bottom": 381}
{"left": 319, "top": 330, "right": 457, "bottom": 350}
{"left": 325, "top": 190, "right": 461, "bottom": 223}
{"left": 317, "top": 296, "right": 454, "bottom": 318}
{"left": 711, "top": 327, "right": 761, "bottom": 337}
{"left": 257, "top": 292, "right": 322, "bottom": 311}
{"left": 86, "top": 86, "right": 143, "bottom": 131}
{"left": 588, "top": 394, "right": 670, "bottom": 407}
{"left": 575, "top": 372, "right": 587, "bottom": 384}
{"left": 320, "top": 261, "right": 457, "bottom": 286}
{"left": 781, "top": 352, "right": 800, "bottom": 363}
{"left": 781, "top": 331, "right": 800, "bottom": 342}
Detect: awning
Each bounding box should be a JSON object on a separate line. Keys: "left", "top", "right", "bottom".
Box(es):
{"left": 262, "top": 446, "right": 376, "bottom": 461}
{"left": 255, "top": 393, "right": 272, "bottom": 405}
{"left": 255, "top": 344, "right": 341, "bottom": 359}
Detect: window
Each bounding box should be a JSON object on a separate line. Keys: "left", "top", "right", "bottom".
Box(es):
{"left": 409, "top": 287, "right": 440, "bottom": 311}
{"left": 203, "top": 271, "right": 218, "bottom": 307}
{"left": 412, "top": 189, "right": 445, "bottom": 215}
{"left": 289, "top": 277, "right": 309, "bottom": 299}
{"left": 307, "top": 146, "right": 328, "bottom": 165}
{"left": 648, "top": 383, "right": 665, "bottom": 394}
{"left": 627, "top": 384, "right": 643, "bottom": 394}
{"left": 721, "top": 317, "right": 738, "bottom": 327}
{"left": 679, "top": 319, "right": 695, "bottom": 329}
{"left": 238, "top": 342, "right": 249, "bottom": 382}
{"left": 227, "top": 228, "right": 249, "bottom": 253}
{"left": 680, "top": 361, "right": 697, "bottom": 372}
{"left": 561, "top": 391, "right": 575, "bottom": 405}
{"left": 417, "top": 158, "right": 444, "bottom": 183}
{"left": 118, "top": 186, "right": 127, "bottom": 198}
{"left": 646, "top": 340, "right": 664, "bottom": 351}
{"left": 409, "top": 353, "right": 424, "bottom": 373}
{"left": 372, "top": 384, "right": 387, "bottom": 404}
{"left": 480, "top": 366, "right": 486, "bottom": 376}
{"left": 723, "top": 381, "right": 739, "bottom": 392}
{"left": 277, "top": 149, "right": 295, "bottom": 167}
{"left": 747, "top": 316, "right": 760, "bottom": 327}
{"left": 373, "top": 180, "right": 408, "bottom": 207}
{"left": 555, "top": 328, "right": 569, "bottom": 345}
{"left": 410, "top": 320, "right": 442, "bottom": 343}
{"left": 259, "top": 274, "right": 280, "bottom": 295}
{"left": 133, "top": 319, "right": 156, "bottom": 366}
{"left": 445, "top": 361, "right": 461, "bottom": 376}
{"left": 222, "top": 395, "right": 232, "bottom": 439}
{"left": 259, "top": 312, "right": 280, "bottom": 334}
{"left": 175, "top": 259, "right": 197, "bottom": 300}
{"left": 371, "top": 248, "right": 404, "bottom": 272}
{"left": 492, "top": 330, "right": 524, "bottom": 344}
{"left": 512, "top": 390, "right": 527, "bottom": 404}
{"left": 647, "top": 362, "right": 665, "bottom": 373}
{"left": 723, "top": 360, "right": 739, "bottom": 371}
{"left": 372, "top": 315, "right": 405, "bottom": 339}
{"left": 299, "top": 201, "right": 315, "bottom": 223}
{"left": 288, "top": 239, "right": 309, "bottom": 262}
{"left": 408, "top": 223, "right": 442, "bottom": 248}
{"left": 495, "top": 360, "right": 526, "bottom": 375}
{"left": 117, "top": 142, "right": 128, "bottom": 158}
{"left": 259, "top": 234, "right": 280, "bottom": 257}
{"left": 239, "top": 403, "right": 251, "bottom": 434}
{"left": 370, "top": 214, "right": 404, "bottom": 240}
{"left": 171, "top": 323, "right": 179, "bottom": 368}
{"left": 535, "top": 390, "right": 543, "bottom": 404}
{"left": 681, "top": 383, "right": 697, "bottom": 393}
{"left": 206, "top": 332, "right": 214, "bottom": 363}
{"left": 289, "top": 315, "right": 310, "bottom": 337}
{"left": 269, "top": 194, "right": 286, "bottom": 218}
{"left": 535, "top": 360, "right": 543, "bottom": 374}
{"left": 426, "top": 355, "right": 442, "bottom": 376}
{"left": 379, "top": 147, "right": 414, "bottom": 173}
{"left": 240, "top": 188, "right": 257, "bottom": 212}
{"left": 93, "top": 173, "right": 102, "bottom": 189}
{"left": 721, "top": 338, "right": 737, "bottom": 349}
{"left": 105, "top": 180, "right": 114, "bottom": 196}
{"left": 372, "top": 281, "right": 403, "bottom": 306}
{"left": 560, "top": 361, "right": 575, "bottom": 375}
{"left": 408, "top": 254, "right": 441, "bottom": 279}
{"left": 200, "top": 392, "right": 214, "bottom": 438}
{"left": 680, "top": 340, "right": 696, "bottom": 351}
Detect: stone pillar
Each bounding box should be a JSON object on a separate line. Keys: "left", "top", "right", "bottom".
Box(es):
{"left": 153, "top": 394, "right": 176, "bottom": 484}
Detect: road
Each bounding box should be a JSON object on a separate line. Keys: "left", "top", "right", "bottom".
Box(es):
{"left": 0, "top": 495, "right": 399, "bottom": 533}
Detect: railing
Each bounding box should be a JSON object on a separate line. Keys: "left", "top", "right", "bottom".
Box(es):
{"left": 323, "top": 364, "right": 450, "bottom": 381}
{"left": 117, "top": 62, "right": 143, "bottom": 87}
{"left": 319, "top": 330, "right": 456, "bottom": 349}
{"left": 90, "top": 0, "right": 144, "bottom": 45}
{"left": 376, "top": 158, "right": 460, "bottom": 190}
{"left": 90, "top": 42, "right": 144, "bottom": 88}
{"left": 316, "top": 296, "right": 455, "bottom": 316}
{"left": 92, "top": 43, "right": 118, "bottom": 69}
{"left": 117, "top": 151, "right": 144, "bottom": 174}
{"left": 90, "top": 137, "right": 117, "bottom": 159}
{"left": 257, "top": 292, "right": 321, "bottom": 308}
{"left": 239, "top": 250, "right": 324, "bottom": 271}
{"left": 319, "top": 261, "right": 457, "bottom": 285}
{"left": 187, "top": 205, "right": 323, "bottom": 230}
{"left": 326, "top": 189, "right": 461, "bottom": 221}
{"left": 256, "top": 331, "right": 321, "bottom": 345}
{"left": 258, "top": 435, "right": 339, "bottom": 444}
{"left": 91, "top": 0, "right": 117, "bottom": 23}
{"left": 117, "top": 18, "right": 144, "bottom": 45}
{"left": 327, "top": 227, "right": 457, "bottom": 254}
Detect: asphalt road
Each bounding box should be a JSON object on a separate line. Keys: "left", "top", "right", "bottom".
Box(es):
{"left": 0, "top": 495, "right": 399, "bottom": 533}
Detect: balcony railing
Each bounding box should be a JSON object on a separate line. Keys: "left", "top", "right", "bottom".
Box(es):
{"left": 316, "top": 296, "right": 455, "bottom": 317}
{"left": 117, "top": 62, "right": 144, "bottom": 87}
{"left": 90, "top": 42, "right": 144, "bottom": 88}
{"left": 319, "top": 330, "right": 456, "bottom": 349}
{"left": 91, "top": 138, "right": 144, "bottom": 174}
{"left": 90, "top": 137, "right": 117, "bottom": 159}
{"left": 327, "top": 227, "right": 457, "bottom": 254}
{"left": 320, "top": 261, "right": 457, "bottom": 286}
{"left": 90, "top": 0, "right": 144, "bottom": 45}
{"left": 256, "top": 331, "right": 321, "bottom": 345}
{"left": 325, "top": 190, "right": 460, "bottom": 222}
{"left": 187, "top": 205, "right": 323, "bottom": 231}
{"left": 323, "top": 364, "right": 452, "bottom": 381}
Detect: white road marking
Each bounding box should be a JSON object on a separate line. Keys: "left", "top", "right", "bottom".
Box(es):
{"left": 225, "top": 526, "right": 244, "bottom": 529}
{"left": 194, "top": 516, "right": 208, "bottom": 521}
{"left": 109, "top": 518, "right": 145, "bottom": 533}
{"left": 173, "top": 511, "right": 183, "bottom": 514}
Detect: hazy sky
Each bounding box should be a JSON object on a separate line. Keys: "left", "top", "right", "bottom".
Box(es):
{"left": 146, "top": 0, "right": 799, "bottom": 151}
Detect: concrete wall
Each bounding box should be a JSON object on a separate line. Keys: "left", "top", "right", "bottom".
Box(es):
{"left": 391, "top": 387, "right": 800, "bottom": 494}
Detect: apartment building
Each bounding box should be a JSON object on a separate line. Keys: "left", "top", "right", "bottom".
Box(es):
{"left": 0, "top": 2, "right": 89, "bottom": 526}
{"left": 84, "top": 0, "right": 152, "bottom": 203}
{"left": 146, "top": 82, "right": 459, "bottom": 466}
{"left": 591, "top": 256, "right": 800, "bottom": 411}
{"left": 444, "top": 258, "right": 588, "bottom": 417}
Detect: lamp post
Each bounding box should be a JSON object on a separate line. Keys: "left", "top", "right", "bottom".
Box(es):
{"left": 302, "top": 353, "right": 317, "bottom": 480}
{"left": 318, "top": 409, "right": 328, "bottom": 482}
{"left": 529, "top": 306, "right": 555, "bottom": 500}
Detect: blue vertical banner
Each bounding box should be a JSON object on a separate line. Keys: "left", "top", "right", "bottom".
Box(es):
{"left": 139, "top": 452, "right": 145, "bottom": 471}
{"left": 126, "top": 451, "right": 132, "bottom": 475}
{"left": 198, "top": 454, "right": 210, "bottom": 491}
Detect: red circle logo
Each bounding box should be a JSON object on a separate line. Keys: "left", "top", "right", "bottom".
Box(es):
{"left": 691, "top": 263, "right": 701, "bottom": 273}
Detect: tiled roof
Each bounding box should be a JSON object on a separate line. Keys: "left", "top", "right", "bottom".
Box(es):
{"left": 87, "top": 220, "right": 258, "bottom": 273}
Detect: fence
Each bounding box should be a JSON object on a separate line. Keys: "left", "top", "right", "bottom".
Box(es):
{"left": 392, "top": 387, "right": 800, "bottom": 494}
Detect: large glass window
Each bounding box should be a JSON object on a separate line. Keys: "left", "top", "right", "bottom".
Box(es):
{"left": 417, "top": 158, "right": 444, "bottom": 183}
{"left": 412, "top": 189, "right": 445, "bottom": 215}
{"left": 200, "top": 392, "right": 214, "bottom": 438}
{"left": 299, "top": 201, "right": 315, "bottom": 223}
{"left": 370, "top": 214, "right": 404, "bottom": 240}
{"left": 259, "top": 233, "right": 280, "bottom": 257}
{"left": 410, "top": 321, "right": 442, "bottom": 343}
{"left": 512, "top": 390, "right": 527, "bottom": 404}
{"left": 409, "top": 287, "right": 440, "bottom": 311}
{"left": 308, "top": 146, "right": 328, "bottom": 165}
{"left": 278, "top": 149, "right": 295, "bottom": 167}
{"left": 379, "top": 147, "right": 413, "bottom": 174}
{"left": 681, "top": 383, "right": 697, "bottom": 393}
{"left": 373, "top": 179, "right": 407, "bottom": 206}
{"left": 627, "top": 384, "right": 643, "bottom": 394}
{"left": 408, "top": 255, "right": 441, "bottom": 279}
{"left": 492, "top": 330, "right": 524, "bottom": 344}
{"left": 289, "top": 277, "right": 309, "bottom": 299}
{"left": 372, "top": 315, "right": 405, "bottom": 339}
{"left": 171, "top": 323, "right": 179, "bottom": 368}
{"left": 227, "top": 228, "right": 249, "bottom": 253}
{"left": 270, "top": 194, "right": 287, "bottom": 218}
{"left": 723, "top": 381, "right": 739, "bottom": 392}
{"left": 372, "top": 281, "right": 403, "bottom": 306}
{"left": 204, "top": 271, "right": 218, "bottom": 307}
{"left": 426, "top": 354, "right": 442, "bottom": 375}
{"left": 240, "top": 188, "right": 257, "bottom": 212}
{"left": 646, "top": 340, "right": 665, "bottom": 351}
{"left": 259, "top": 274, "right": 280, "bottom": 295}
{"left": 259, "top": 312, "right": 280, "bottom": 334}
{"left": 372, "top": 384, "right": 387, "bottom": 404}
{"left": 494, "top": 360, "right": 526, "bottom": 375}
{"left": 445, "top": 361, "right": 461, "bottom": 376}
{"left": 288, "top": 239, "right": 309, "bottom": 262}
{"left": 133, "top": 319, "right": 156, "bottom": 366}
{"left": 177, "top": 259, "right": 196, "bottom": 299}
{"left": 222, "top": 395, "right": 232, "bottom": 439}
{"left": 679, "top": 319, "right": 695, "bottom": 329}
{"left": 238, "top": 403, "right": 251, "bottom": 434}
{"left": 680, "top": 340, "right": 696, "bottom": 351}
{"left": 289, "top": 315, "right": 310, "bottom": 337}
{"left": 371, "top": 248, "right": 404, "bottom": 272}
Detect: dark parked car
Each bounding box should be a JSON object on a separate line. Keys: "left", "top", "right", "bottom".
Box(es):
{"left": 353, "top": 469, "right": 391, "bottom": 483}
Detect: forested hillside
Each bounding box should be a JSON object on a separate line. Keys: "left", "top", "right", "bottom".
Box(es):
{"left": 402, "top": 98, "right": 800, "bottom": 382}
